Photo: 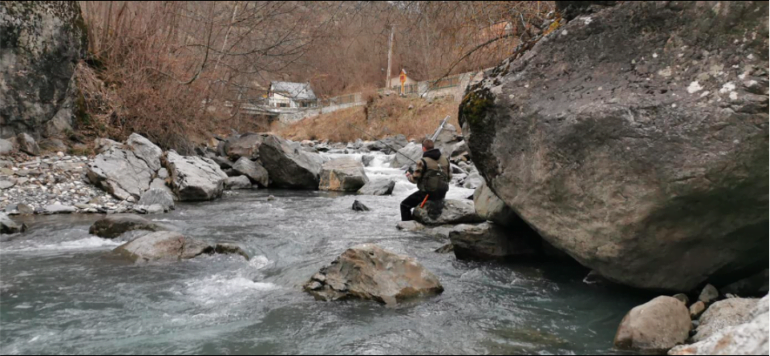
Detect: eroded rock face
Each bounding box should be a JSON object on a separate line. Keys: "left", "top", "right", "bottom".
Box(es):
{"left": 474, "top": 182, "right": 518, "bottom": 226}
{"left": 319, "top": 158, "right": 369, "bottom": 192}
{"left": 449, "top": 222, "right": 539, "bottom": 261}
{"left": 304, "top": 244, "right": 443, "bottom": 305}
{"left": 0, "top": 2, "right": 87, "bottom": 138}
{"left": 164, "top": 151, "right": 227, "bottom": 201}
{"left": 614, "top": 296, "right": 692, "bottom": 352}
{"left": 459, "top": 1, "right": 769, "bottom": 291}
{"left": 258, "top": 134, "right": 323, "bottom": 189}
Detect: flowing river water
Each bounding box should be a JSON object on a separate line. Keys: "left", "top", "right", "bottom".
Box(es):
{"left": 0, "top": 152, "right": 650, "bottom": 355}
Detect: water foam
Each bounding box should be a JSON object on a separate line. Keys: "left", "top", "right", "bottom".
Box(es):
{"left": 184, "top": 275, "right": 279, "bottom": 305}
{"left": 3, "top": 237, "right": 122, "bottom": 253}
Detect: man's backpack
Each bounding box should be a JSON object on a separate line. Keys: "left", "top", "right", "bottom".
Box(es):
{"left": 419, "top": 158, "right": 450, "bottom": 194}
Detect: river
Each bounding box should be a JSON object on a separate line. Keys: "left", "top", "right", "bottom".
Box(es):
{"left": 0, "top": 152, "right": 649, "bottom": 355}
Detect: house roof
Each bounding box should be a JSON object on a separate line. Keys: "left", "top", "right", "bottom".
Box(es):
{"left": 269, "top": 81, "right": 316, "bottom": 100}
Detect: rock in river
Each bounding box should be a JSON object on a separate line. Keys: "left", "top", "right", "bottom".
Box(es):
{"left": 258, "top": 134, "right": 323, "bottom": 189}
{"left": 164, "top": 151, "right": 227, "bottom": 201}
{"left": 691, "top": 297, "right": 762, "bottom": 343}
{"left": 389, "top": 142, "right": 423, "bottom": 169}
{"left": 459, "top": 1, "right": 770, "bottom": 291}
{"left": 225, "top": 133, "right": 263, "bottom": 161}
{"left": 319, "top": 157, "right": 369, "bottom": 192}
{"left": 87, "top": 146, "right": 154, "bottom": 200}
{"left": 89, "top": 214, "right": 170, "bottom": 239}
{"left": 304, "top": 244, "right": 443, "bottom": 305}
{"left": 225, "top": 176, "right": 252, "bottom": 190}
{"left": 1, "top": 213, "right": 26, "bottom": 234}
{"left": 232, "top": 157, "right": 269, "bottom": 187}
{"left": 352, "top": 200, "right": 370, "bottom": 212}
{"left": 125, "top": 133, "right": 163, "bottom": 172}
{"left": 414, "top": 199, "right": 484, "bottom": 226}
{"left": 358, "top": 178, "right": 395, "bottom": 196}
{"left": 138, "top": 188, "right": 175, "bottom": 211}
{"left": 614, "top": 296, "right": 691, "bottom": 352}
{"left": 114, "top": 231, "right": 248, "bottom": 263}
{"left": 669, "top": 295, "right": 768, "bottom": 355}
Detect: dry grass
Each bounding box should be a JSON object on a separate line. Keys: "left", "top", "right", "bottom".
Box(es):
{"left": 275, "top": 95, "right": 460, "bottom": 143}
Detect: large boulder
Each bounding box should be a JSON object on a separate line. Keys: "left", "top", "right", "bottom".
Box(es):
{"left": 303, "top": 244, "right": 443, "bottom": 305}
{"left": 434, "top": 123, "right": 462, "bottom": 157}
{"left": 114, "top": 231, "right": 248, "bottom": 263}
{"left": 0, "top": 2, "right": 87, "bottom": 137}
{"left": 358, "top": 179, "right": 396, "bottom": 196}
{"left": 87, "top": 147, "right": 154, "bottom": 200}
{"left": 669, "top": 296, "right": 768, "bottom": 355}
{"left": 414, "top": 199, "right": 485, "bottom": 226}
{"left": 474, "top": 182, "right": 518, "bottom": 226}
{"left": 16, "top": 133, "right": 39, "bottom": 156}
{"left": 319, "top": 158, "right": 369, "bottom": 192}
{"left": 232, "top": 157, "right": 269, "bottom": 187}
{"left": 449, "top": 222, "right": 539, "bottom": 261}
{"left": 89, "top": 214, "right": 170, "bottom": 239}
{"left": 390, "top": 142, "right": 423, "bottom": 169}
{"left": 258, "top": 134, "right": 323, "bottom": 189}
{"left": 225, "top": 176, "right": 252, "bottom": 190}
{"left": 396, "top": 221, "right": 458, "bottom": 240}
{"left": 0, "top": 139, "right": 14, "bottom": 155}
{"left": 1, "top": 213, "right": 26, "bottom": 234}
{"left": 225, "top": 133, "right": 263, "bottom": 160}
{"left": 459, "top": 1, "right": 770, "bottom": 291}
{"left": 372, "top": 134, "right": 408, "bottom": 154}
{"left": 163, "top": 151, "right": 227, "bottom": 201}
{"left": 125, "top": 133, "right": 163, "bottom": 172}
{"left": 614, "top": 296, "right": 692, "bottom": 352}
{"left": 42, "top": 204, "right": 77, "bottom": 214}
{"left": 94, "top": 138, "right": 122, "bottom": 153}
{"left": 462, "top": 170, "right": 483, "bottom": 190}
{"left": 138, "top": 188, "right": 175, "bottom": 211}
{"left": 692, "top": 297, "right": 761, "bottom": 342}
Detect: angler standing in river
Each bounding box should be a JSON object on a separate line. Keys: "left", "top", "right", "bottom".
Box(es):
{"left": 401, "top": 139, "right": 452, "bottom": 221}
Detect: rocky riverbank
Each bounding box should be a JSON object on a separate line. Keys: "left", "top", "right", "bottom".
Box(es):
{"left": 614, "top": 283, "right": 769, "bottom": 355}
{"left": 1, "top": 127, "right": 476, "bottom": 217}
{"left": 1, "top": 151, "right": 131, "bottom": 215}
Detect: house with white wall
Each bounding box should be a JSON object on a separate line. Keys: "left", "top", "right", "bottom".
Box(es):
{"left": 268, "top": 82, "right": 318, "bottom": 108}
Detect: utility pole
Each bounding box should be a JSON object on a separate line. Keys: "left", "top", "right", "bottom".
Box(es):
{"left": 386, "top": 25, "right": 394, "bottom": 90}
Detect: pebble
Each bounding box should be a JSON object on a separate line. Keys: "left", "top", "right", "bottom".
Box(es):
{"left": 0, "top": 153, "right": 134, "bottom": 215}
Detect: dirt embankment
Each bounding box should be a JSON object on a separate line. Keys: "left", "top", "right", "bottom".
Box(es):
{"left": 274, "top": 95, "right": 461, "bottom": 143}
